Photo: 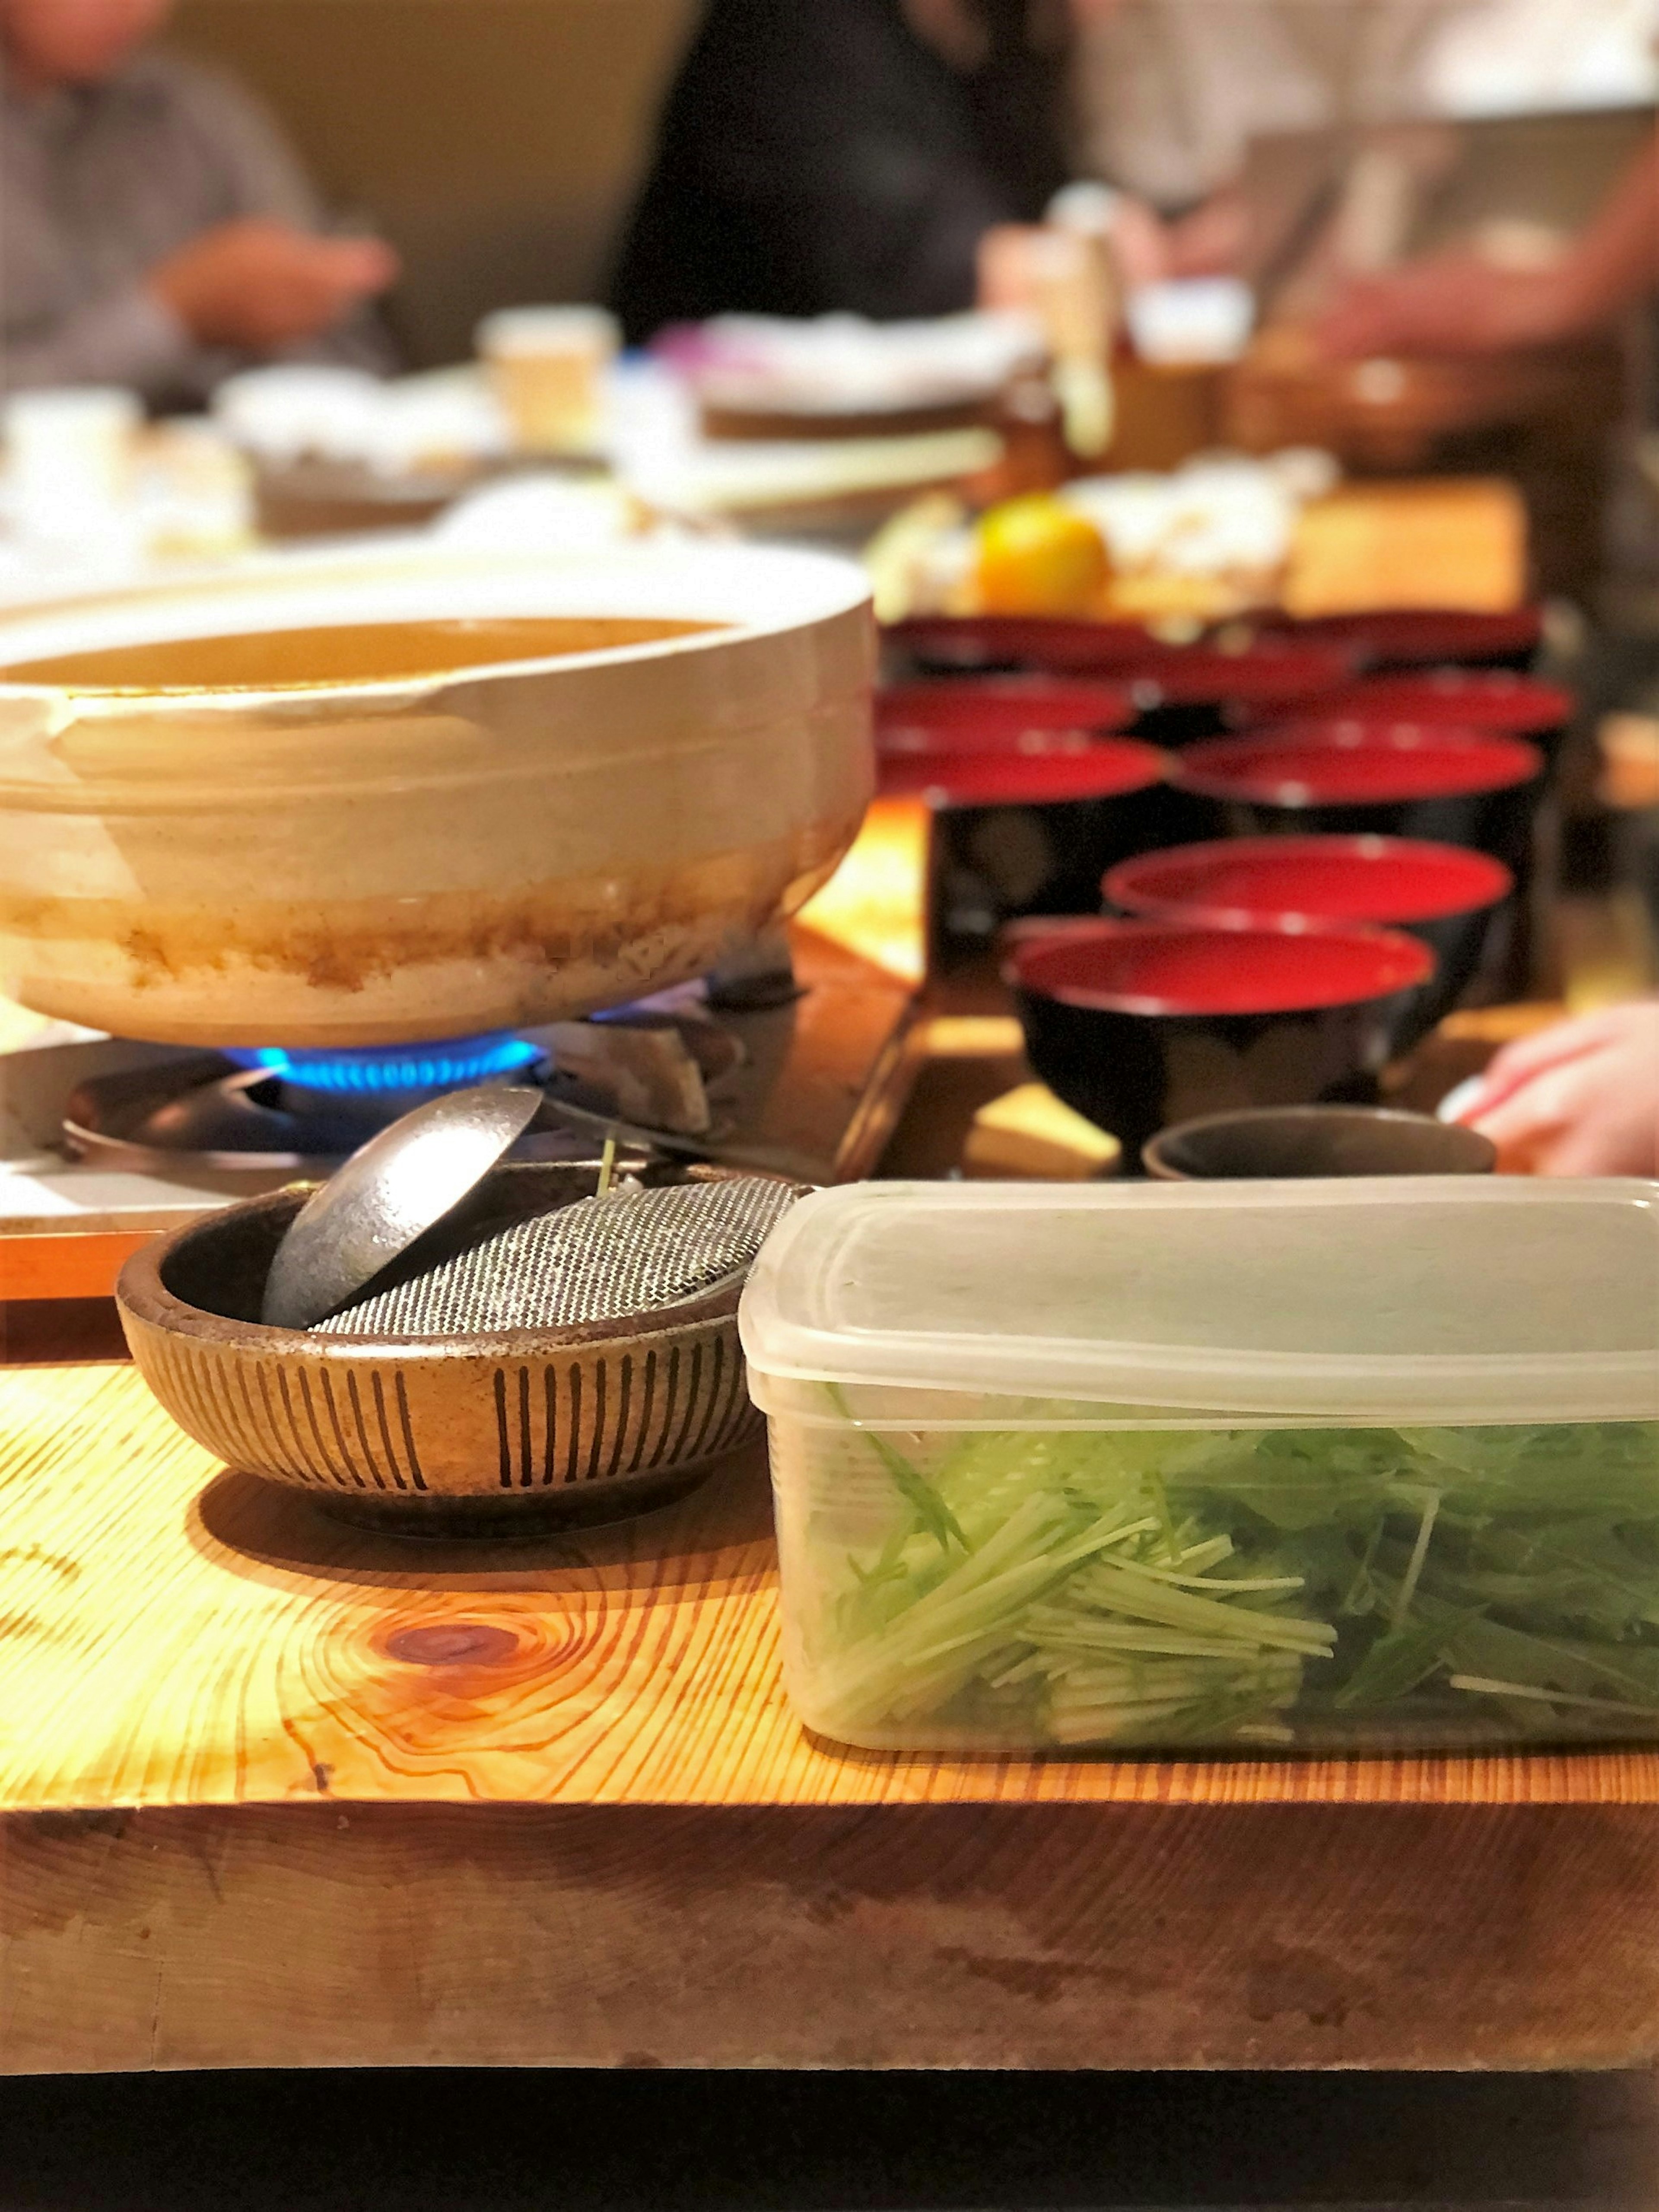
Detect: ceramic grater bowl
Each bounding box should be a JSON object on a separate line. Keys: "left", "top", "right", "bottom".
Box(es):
{"left": 117, "top": 1160, "right": 804, "bottom": 1535}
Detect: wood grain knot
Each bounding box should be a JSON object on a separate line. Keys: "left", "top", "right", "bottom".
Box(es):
{"left": 381, "top": 1622, "right": 523, "bottom": 1669}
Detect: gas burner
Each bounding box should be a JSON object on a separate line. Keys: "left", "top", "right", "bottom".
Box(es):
{"left": 63, "top": 1030, "right": 556, "bottom": 1174}
{"left": 60, "top": 1013, "right": 755, "bottom": 1176}
{"left": 223, "top": 1033, "right": 545, "bottom": 1098}
{"left": 62, "top": 1053, "right": 559, "bottom": 1175}
{"left": 0, "top": 930, "right": 918, "bottom": 1302}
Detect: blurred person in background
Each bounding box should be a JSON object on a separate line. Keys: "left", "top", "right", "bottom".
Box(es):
{"left": 611, "top": 0, "right": 1106, "bottom": 342}
{"left": 1321, "top": 123, "right": 1659, "bottom": 1183}
{"left": 1064, "top": 0, "right": 1461, "bottom": 286}
{"left": 1, "top": 0, "right": 398, "bottom": 401}
{"left": 1320, "top": 121, "right": 1659, "bottom": 357}
{"left": 1421, "top": 0, "right": 1658, "bottom": 116}
{"left": 1062, "top": 0, "right": 1655, "bottom": 291}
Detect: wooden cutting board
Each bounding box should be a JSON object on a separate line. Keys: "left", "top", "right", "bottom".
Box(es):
{"left": 1284, "top": 477, "right": 1529, "bottom": 617}
{"left": 5, "top": 1347, "right": 1659, "bottom": 2075}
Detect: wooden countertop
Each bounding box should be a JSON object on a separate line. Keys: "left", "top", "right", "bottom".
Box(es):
{"left": 8, "top": 1355, "right": 1659, "bottom": 1817}
{"left": 7, "top": 1334, "right": 1659, "bottom": 2075}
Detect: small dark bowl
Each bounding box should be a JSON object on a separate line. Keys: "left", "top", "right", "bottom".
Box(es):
{"left": 1173, "top": 724, "right": 1545, "bottom": 881}
{"left": 876, "top": 738, "right": 1168, "bottom": 811}
{"left": 1122, "top": 640, "right": 1358, "bottom": 747}
{"left": 1238, "top": 670, "right": 1573, "bottom": 758}
{"left": 877, "top": 676, "right": 1135, "bottom": 748}
{"left": 1259, "top": 608, "right": 1543, "bottom": 672}
{"left": 1142, "top": 1104, "right": 1498, "bottom": 1180}
{"left": 883, "top": 614, "right": 1167, "bottom": 675}
{"left": 877, "top": 736, "right": 1198, "bottom": 955}
{"left": 1004, "top": 919, "right": 1435, "bottom": 1159}
{"left": 1103, "top": 833, "right": 1514, "bottom": 1042}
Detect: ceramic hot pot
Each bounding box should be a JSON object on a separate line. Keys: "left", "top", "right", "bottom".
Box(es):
{"left": 0, "top": 543, "right": 874, "bottom": 1048}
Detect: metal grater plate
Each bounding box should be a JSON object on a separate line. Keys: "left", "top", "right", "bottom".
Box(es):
{"left": 310, "top": 1176, "right": 800, "bottom": 1339}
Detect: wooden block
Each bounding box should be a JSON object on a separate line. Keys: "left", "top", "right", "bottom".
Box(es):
{"left": 1285, "top": 478, "right": 1529, "bottom": 618}
{"left": 915, "top": 1015, "right": 1027, "bottom": 1060}
{"left": 6, "top": 1352, "right": 1659, "bottom": 2073}
{"left": 1436, "top": 1001, "right": 1570, "bottom": 1046}
{"left": 1108, "top": 358, "right": 1227, "bottom": 473}
{"left": 795, "top": 797, "right": 932, "bottom": 989}
{"left": 0, "top": 1228, "right": 159, "bottom": 1304}
{"left": 963, "top": 1080, "right": 1122, "bottom": 1179}
{"left": 11, "top": 1798, "right": 1659, "bottom": 2073}
{"left": 1601, "top": 713, "right": 1659, "bottom": 812}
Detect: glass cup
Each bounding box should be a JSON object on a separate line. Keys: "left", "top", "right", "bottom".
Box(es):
{"left": 3, "top": 386, "right": 141, "bottom": 549}
{"left": 476, "top": 306, "right": 619, "bottom": 456}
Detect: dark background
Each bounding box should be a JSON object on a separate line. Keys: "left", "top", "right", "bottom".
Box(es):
{"left": 0, "top": 2068, "right": 1653, "bottom": 2209}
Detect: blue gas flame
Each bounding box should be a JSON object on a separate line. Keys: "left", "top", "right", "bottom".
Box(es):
{"left": 226, "top": 1033, "right": 542, "bottom": 1095}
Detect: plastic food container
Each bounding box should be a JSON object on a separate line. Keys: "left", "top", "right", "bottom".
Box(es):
{"left": 741, "top": 1178, "right": 1659, "bottom": 1756}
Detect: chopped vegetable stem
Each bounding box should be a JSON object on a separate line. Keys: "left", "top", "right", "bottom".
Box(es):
{"left": 1447, "top": 1674, "right": 1649, "bottom": 1716}
{"left": 798, "top": 1411, "right": 1659, "bottom": 1751}
{"left": 1390, "top": 1492, "right": 1443, "bottom": 1630}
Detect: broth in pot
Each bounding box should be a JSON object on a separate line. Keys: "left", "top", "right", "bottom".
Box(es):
{"left": 2, "top": 617, "right": 724, "bottom": 694}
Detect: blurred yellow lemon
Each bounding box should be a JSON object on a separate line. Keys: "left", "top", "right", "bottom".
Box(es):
{"left": 974, "top": 495, "right": 1110, "bottom": 617}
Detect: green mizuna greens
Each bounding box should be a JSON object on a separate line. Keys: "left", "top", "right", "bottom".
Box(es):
{"left": 797, "top": 1413, "right": 1659, "bottom": 1750}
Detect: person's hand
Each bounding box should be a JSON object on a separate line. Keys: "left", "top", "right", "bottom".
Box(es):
{"left": 1099, "top": 197, "right": 1174, "bottom": 291}
{"left": 977, "top": 199, "right": 1176, "bottom": 315}
{"left": 976, "top": 223, "right": 1051, "bottom": 314}
{"left": 1451, "top": 1001, "right": 1659, "bottom": 1177}
{"left": 1319, "top": 253, "right": 1579, "bottom": 361}
{"left": 1162, "top": 189, "right": 1252, "bottom": 280}
{"left": 148, "top": 219, "right": 397, "bottom": 352}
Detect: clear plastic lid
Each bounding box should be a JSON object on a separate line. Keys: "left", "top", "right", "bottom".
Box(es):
{"left": 739, "top": 1179, "right": 1659, "bottom": 1424}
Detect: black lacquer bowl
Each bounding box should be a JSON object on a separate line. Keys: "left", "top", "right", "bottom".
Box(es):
{"left": 1005, "top": 918, "right": 1434, "bottom": 1161}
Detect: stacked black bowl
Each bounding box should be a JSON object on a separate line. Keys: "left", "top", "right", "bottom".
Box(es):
{"left": 879, "top": 603, "right": 1564, "bottom": 1159}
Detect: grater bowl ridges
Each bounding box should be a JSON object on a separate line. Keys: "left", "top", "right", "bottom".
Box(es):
{"left": 116, "top": 1162, "right": 806, "bottom": 1535}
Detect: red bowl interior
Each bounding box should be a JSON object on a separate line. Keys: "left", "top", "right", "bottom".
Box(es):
{"left": 1243, "top": 671, "right": 1572, "bottom": 732}
{"left": 1265, "top": 608, "right": 1543, "bottom": 666}
{"left": 1176, "top": 725, "right": 1544, "bottom": 806}
{"left": 877, "top": 677, "right": 1135, "bottom": 748}
{"left": 885, "top": 615, "right": 1167, "bottom": 671}
{"left": 1007, "top": 919, "right": 1434, "bottom": 1016}
{"left": 878, "top": 737, "right": 1168, "bottom": 808}
{"left": 1104, "top": 835, "right": 1514, "bottom": 926}
{"left": 1124, "top": 642, "right": 1356, "bottom": 707}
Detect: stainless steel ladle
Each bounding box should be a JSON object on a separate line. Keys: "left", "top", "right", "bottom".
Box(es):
{"left": 261, "top": 1084, "right": 543, "bottom": 1330}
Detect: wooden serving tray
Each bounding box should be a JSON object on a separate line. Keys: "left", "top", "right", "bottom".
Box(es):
{"left": 5, "top": 1346, "right": 1659, "bottom": 2075}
